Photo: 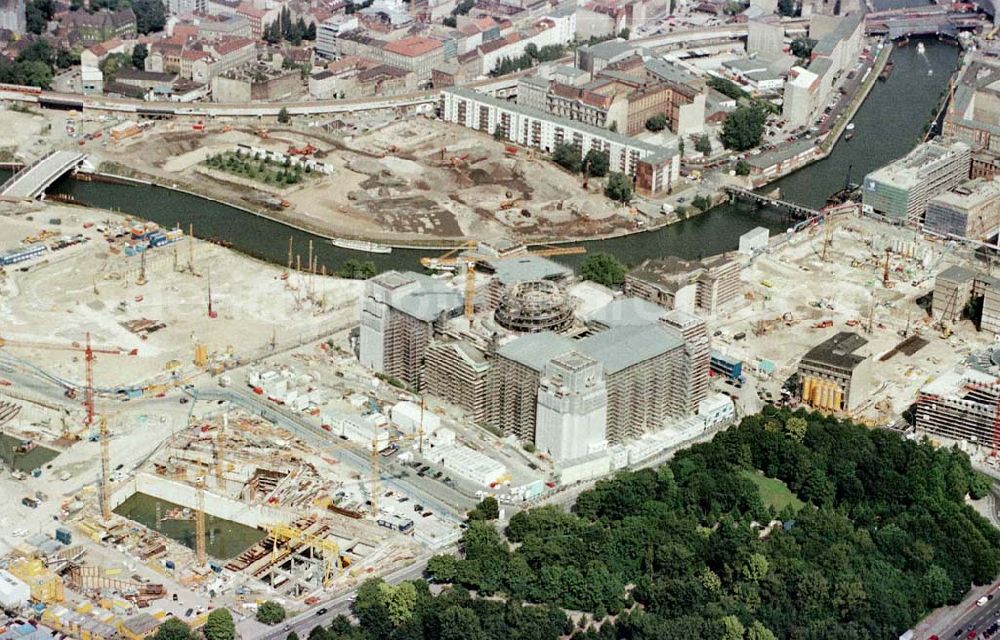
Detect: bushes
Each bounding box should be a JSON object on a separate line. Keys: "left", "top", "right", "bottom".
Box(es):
{"left": 256, "top": 601, "right": 286, "bottom": 625}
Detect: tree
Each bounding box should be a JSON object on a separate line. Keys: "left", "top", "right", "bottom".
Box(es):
{"left": 580, "top": 253, "right": 627, "bottom": 288}
{"left": 692, "top": 195, "right": 711, "bottom": 211}
{"left": 256, "top": 601, "right": 287, "bottom": 625}
{"left": 552, "top": 143, "right": 582, "bottom": 173}
{"left": 604, "top": 171, "right": 632, "bottom": 204}
{"left": 583, "top": 149, "right": 609, "bottom": 178}
{"left": 277, "top": 107, "right": 291, "bottom": 124}
{"left": 204, "top": 609, "right": 236, "bottom": 640}
{"left": 645, "top": 113, "right": 668, "bottom": 132}
{"left": 132, "top": 43, "right": 148, "bottom": 70}
{"left": 784, "top": 416, "right": 807, "bottom": 442}
{"left": 790, "top": 37, "right": 816, "bottom": 59}
{"left": 706, "top": 76, "right": 748, "bottom": 101}
{"left": 443, "top": 16, "right": 456, "bottom": 26}
{"left": 746, "top": 621, "right": 778, "bottom": 640}
{"left": 493, "top": 125, "right": 505, "bottom": 141}
{"left": 618, "top": 27, "right": 630, "bottom": 39}
{"left": 468, "top": 496, "right": 500, "bottom": 521}
{"left": 439, "top": 605, "right": 483, "bottom": 640}
{"left": 679, "top": 138, "right": 685, "bottom": 157}
{"left": 721, "top": 104, "right": 766, "bottom": 151}
{"left": 25, "top": 0, "right": 54, "bottom": 34}
{"left": 694, "top": 134, "right": 712, "bottom": 154}
{"left": 133, "top": 0, "right": 166, "bottom": 34}
{"left": 525, "top": 43, "right": 539, "bottom": 59}
{"left": 99, "top": 52, "right": 130, "bottom": 82}
{"left": 777, "top": 0, "right": 797, "bottom": 16}
{"left": 306, "top": 21, "right": 317, "bottom": 40}
{"left": 735, "top": 159, "right": 751, "bottom": 176}
{"left": 151, "top": 619, "right": 195, "bottom": 640}
{"left": 70, "top": 0, "right": 84, "bottom": 10}
{"left": 723, "top": 0, "right": 744, "bottom": 13}
{"left": 338, "top": 259, "right": 376, "bottom": 280}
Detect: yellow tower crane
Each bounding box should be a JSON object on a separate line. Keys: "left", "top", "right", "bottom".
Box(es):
{"left": 265, "top": 522, "right": 342, "bottom": 587}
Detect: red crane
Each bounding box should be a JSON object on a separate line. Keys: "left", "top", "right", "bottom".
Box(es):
{"left": 0, "top": 333, "right": 138, "bottom": 435}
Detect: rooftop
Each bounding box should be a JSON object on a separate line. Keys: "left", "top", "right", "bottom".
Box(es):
{"left": 867, "top": 140, "right": 970, "bottom": 190}
{"left": 800, "top": 331, "right": 869, "bottom": 372}
{"left": 578, "top": 323, "right": 682, "bottom": 374}
{"left": 496, "top": 331, "right": 575, "bottom": 372}
{"left": 487, "top": 254, "right": 572, "bottom": 285}
{"left": 383, "top": 35, "right": 442, "bottom": 57}
{"left": 587, "top": 297, "right": 666, "bottom": 328}
{"left": 376, "top": 271, "right": 464, "bottom": 322}
{"left": 929, "top": 177, "right": 1000, "bottom": 210}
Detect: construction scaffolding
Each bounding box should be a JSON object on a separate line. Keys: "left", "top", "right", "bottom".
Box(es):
{"left": 494, "top": 280, "right": 574, "bottom": 334}
{"left": 422, "top": 340, "right": 490, "bottom": 424}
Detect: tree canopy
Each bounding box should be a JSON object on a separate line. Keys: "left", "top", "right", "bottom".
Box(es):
{"left": 721, "top": 104, "right": 767, "bottom": 151}
{"left": 580, "top": 252, "right": 627, "bottom": 288}
{"left": 551, "top": 143, "right": 582, "bottom": 173}
{"left": 790, "top": 37, "right": 817, "bottom": 59}
{"left": 133, "top": 0, "right": 166, "bottom": 34}
{"left": 203, "top": 609, "right": 236, "bottom": 640}
{"left": 150, "top": 619, "right": 195, "bottom": 640}
{"left": 420, "top": 408, "right": 1000, "bottom": 639}
{"left": 257, "top": 601, "right": 287, "bottom": 625}
{"left": 604, "top": 171, "right": 632, "bottom": 203}
{"left": 583, "top": 149, "right": 609, "bottom": 178}
{"left": 645, "top": 113, "right": 668, "bottom": 132}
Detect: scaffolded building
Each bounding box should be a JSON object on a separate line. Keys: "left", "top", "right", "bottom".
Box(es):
{"left": 422, "top": 340, "right": 491, "bottom": 423}
{"left": 660, "top": 310, "right": 711, "bottom": 417}
{"left": 917, "top": 365, "right": 1000, "bottom": 445}
{"left": 358, "top": 271, "right": 464, "bottom": 389}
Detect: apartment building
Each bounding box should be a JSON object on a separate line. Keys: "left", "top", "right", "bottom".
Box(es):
{"left": 442, "top": 86, "right": 680, "bottom": 194}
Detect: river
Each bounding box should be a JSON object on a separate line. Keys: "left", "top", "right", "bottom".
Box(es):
{"left": 2, "top": 40, "right": 961, "bottom": 271}
{"left": 770, "top": 39, "right": 961, "bottom": 209}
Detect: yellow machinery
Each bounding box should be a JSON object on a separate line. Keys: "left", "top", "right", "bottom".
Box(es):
{"left": 421, "top": 243, "right": 586, "bottom": 319}
{"left": 9, "top": 559, "right": 64, "bottom": 603}
{"left": 801, "top": 376, "right": 844, "bottom": 412}
{"left": 265, "top": 523, "right": 341, "bottom": 587}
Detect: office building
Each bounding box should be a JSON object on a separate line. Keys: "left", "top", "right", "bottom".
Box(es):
{"left": 660, "top": 310, "right": 710, "bottom": 417}
{"left": 924, "top": 178, "right": 1000, "bottom": 242}
{"left": 862, "top": 140, "right": 972, "bottom": 225}
{"left": 535, "top": 351, "right": 608, "bottom": 462}
{"left": 916, "top": 346, "right": 1000, "bottom": 445}
{"left": 422, "top": 340, "right": 491, "bottom": 423}
{"left": 625, "top": 255, "right": 741, "bottom": 316}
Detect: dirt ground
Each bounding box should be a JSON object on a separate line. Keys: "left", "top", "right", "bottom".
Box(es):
{"left": 16, "top": 106, "right": 635, "bottom": 245}
{"left": 0, "top": 201, "right": 363, "bottom": 392}
{"left": 713, "top": 214, "right": 996, "bottom": 423}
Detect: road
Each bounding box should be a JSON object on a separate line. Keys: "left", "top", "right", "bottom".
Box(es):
{"left": 935, "top": 588, "right": 1000, "bottom": 640}
{"left": 250, "top": 553, "right": 438, "bottom": 640}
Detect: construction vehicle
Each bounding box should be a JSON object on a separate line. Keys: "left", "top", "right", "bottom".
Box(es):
{"left": 288, "top": 144, "right": 317, "bottom": 156}
{"left": 499, "top": 199, "right": 522, "bottom": 210}
{"left": 255, "top": 128, "right": 269, "bottom": 139}
{"left": 420, "top": 243, "right": 586, "bottom": 319}
{"left": 0, "top": 335, "right": 138, "bottom": 438}
{"left": 814, "top": 320, "right": 834, "bottom": 329}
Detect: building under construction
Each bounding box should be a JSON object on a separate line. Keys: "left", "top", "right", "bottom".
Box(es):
{"left": 932, "top": 265, "right": 1000, "bottom": 333}
{"left": 624, "top": 255, "right": 743, "bottom": 316}
{"left": 917, "top": 371, "right": 1000, "bottom": 444}
{"left": 357, "top": 260, "right": 714, "bottom": 457}
{"left": 359, "top": 271, "right": 464, "bottom": 389}
{"left": 422, "top": 340, "right": 491, "bottom": 423}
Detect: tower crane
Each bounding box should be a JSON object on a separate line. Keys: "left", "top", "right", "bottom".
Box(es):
{"left": 0, "top": 334, "right": 138, "bottom": 438}
{"left": 99, "top": 414, "right": 112, "bottom": 521}
{"left": 420, "top": 243, "right": 587, "bottom": 319}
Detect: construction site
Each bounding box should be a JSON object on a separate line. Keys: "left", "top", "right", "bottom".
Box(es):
{"left": 21, "top": 106, "right": 646, "bottom": 246}
{"left": 0, "top": 200, "right": 448, "bottom": 634}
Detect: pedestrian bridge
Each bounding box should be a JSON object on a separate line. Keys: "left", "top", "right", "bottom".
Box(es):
{"left": 0, "top": 151, "right": 88, "bottom": 200}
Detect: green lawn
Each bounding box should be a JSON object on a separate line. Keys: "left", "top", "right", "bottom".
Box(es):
{"left": 743, "top": 471, "right": 805, "bottom": 512}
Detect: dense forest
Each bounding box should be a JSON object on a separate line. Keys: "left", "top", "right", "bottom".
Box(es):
{"left": 304, "top": 407, "right": 1000, "bottom": 640}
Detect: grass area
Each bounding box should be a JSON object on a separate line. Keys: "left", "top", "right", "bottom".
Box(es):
{"left": 203, "top": 150, "right": 314, "bottom": 188}
{"left": 743, "top": 471, "right": 804, "bottom": 512}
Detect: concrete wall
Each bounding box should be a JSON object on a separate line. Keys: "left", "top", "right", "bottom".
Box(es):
{"left": 110, "top": 473, "right": 291, "bottom": 529}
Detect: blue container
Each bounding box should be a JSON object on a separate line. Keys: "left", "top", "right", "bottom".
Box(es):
{"left": 165, "top": 559, "right": 175, "bottom": 570}
{"left": 209, "top": 562, "right": 222, "bottom": 573}
{"left": 55, "top": 527, "right": 72, "bottom": 544}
